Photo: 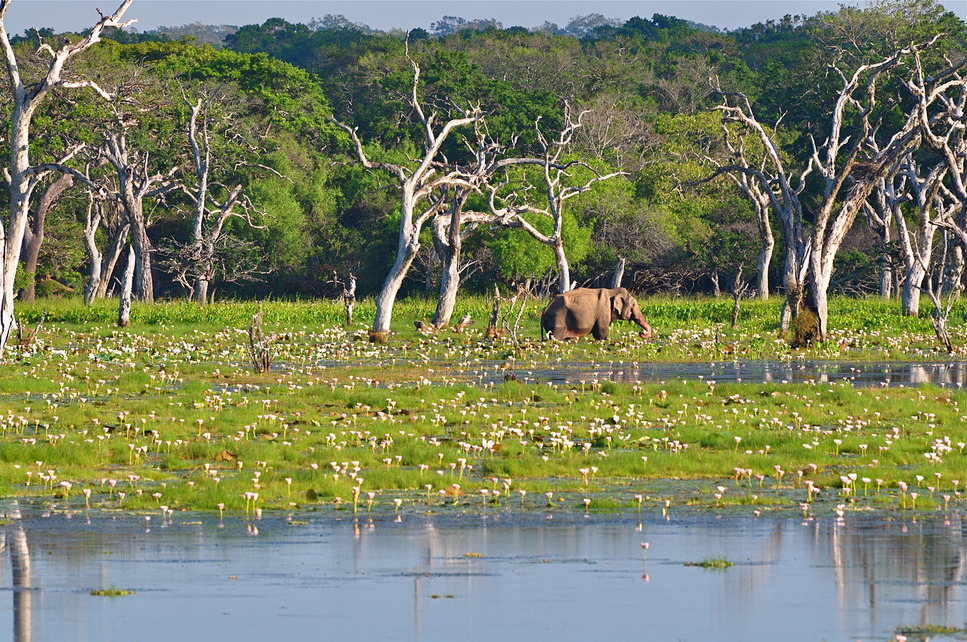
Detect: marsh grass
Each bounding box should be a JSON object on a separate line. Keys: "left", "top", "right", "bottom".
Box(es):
{"left": 1, "top": 296, "right": 966, "bottom": 517}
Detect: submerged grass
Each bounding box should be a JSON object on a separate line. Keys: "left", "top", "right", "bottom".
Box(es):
{"left": 89, "top": 588, "right": 135, "bottom": 597}
{"left": 1, "top": 296, "right": 965, "bottom": 519}
{"left": 685, "top": 558, "right": 735, "bottom": 569}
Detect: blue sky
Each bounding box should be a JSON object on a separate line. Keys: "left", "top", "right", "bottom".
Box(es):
{"left": 4, "top": 0, "right": 966, "bottom": 35}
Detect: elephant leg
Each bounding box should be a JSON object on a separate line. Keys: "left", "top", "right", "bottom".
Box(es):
{"left": 556, "top": 326, "right": 575, "bottom": 340}
{"left": 591, "top": 322, "right": 609, "bottom": 340}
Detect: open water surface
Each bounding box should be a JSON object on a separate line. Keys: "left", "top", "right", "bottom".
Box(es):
{"left": 1, "top": 503, "right": 964, "bottom": 641}
{"left": 480, "top": 360, "right": 967, "bottom": 389}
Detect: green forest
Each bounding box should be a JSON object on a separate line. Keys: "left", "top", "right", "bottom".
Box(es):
{"left": 1, "top": 0, "right": 966, "bottom": 342}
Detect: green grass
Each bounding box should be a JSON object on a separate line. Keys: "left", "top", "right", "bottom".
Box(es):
{"left": 1, "top": 295, "right": 966, "bottom": 517}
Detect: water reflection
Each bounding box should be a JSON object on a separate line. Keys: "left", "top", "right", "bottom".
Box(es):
{"left": 490, "top": 360, "right": 967, "bottom": 388}
{"left": 4, "top": 503, "right": 31, "bottom": 642}
{"left": 1, "top": 505, "right": 963, "bottom": 641}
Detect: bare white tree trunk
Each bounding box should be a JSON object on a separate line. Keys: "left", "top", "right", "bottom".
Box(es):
{"left": 431, "top": 204, "right": 463, "bottom": 328}
{"left": 914, "top": 53, "right": 967, "bottom": 310}
{"left": 863, "top": 178, "right": 895, "bottom": 300}
{"left": 0, "top": 0, "right": 135, "bottom": 351}
{"left": 922, "top": 232, "right": 963, "bottom": 353}
{"left": 552, "top": 238, "right": 572, "bottom": 294}
{"left": 82, "top": 194, "right": 103, "bottom": 305}
{"left": 333, "top": 51, "right": 481, "bottom": 337}
{"left": 755, "top": 230, "right": 774, "bottom": 300}
{"left": 711, "top": 39, "right": 955, "bottom": 341}
{"left": 901, "top": 262, "right": 928, "bottom": 316}
{"left": 118, "top": 246, "right": 135, "bottom": 327}
{"left": 718, "top": 139, "right": 776, "bottom": 299}
{"left": 341, "top": 272, "right": 357, "bottom": 326}
{"left": 20, "top": 173, "right": 72, "bottom": 301}
{"left": 83, "top": 196, "right": 130, "bottom": 300}
{"left": 704, "top": 86, "right": 811, "bottom": 332}
{"left": 710, "top": 271, "right": 721, "bottom": 297}
{"left": 96, "top": 219, "right": 130, "bottom": 299}
{"left": 179, "top": 92, "right": 255, "bottom": 304}
{"left": 430, "top": 190, "right": 504, "bottom": 327}
{"left": 610, "top": 256, "right": 626, "bottom": 289}
{"left": 192, "top": 279, "right": 210, "bottom": 306}
{"left": 129, "top": 205, "right": 155, "bottom": 302}
{"left": 372, "top": 216, "right": 423, "bottom": 334}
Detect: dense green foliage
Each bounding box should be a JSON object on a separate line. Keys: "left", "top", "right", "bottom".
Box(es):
{"left": 10, "top": 1, "right": 967, "bottom": 311}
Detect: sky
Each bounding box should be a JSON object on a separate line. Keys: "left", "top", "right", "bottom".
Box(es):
{"left": 3, "top": 0, "right": 966, "bottom": 36}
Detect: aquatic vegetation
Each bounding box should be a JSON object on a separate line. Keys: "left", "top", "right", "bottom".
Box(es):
{"left": 685, "top": 558, "right": 734, "bottom": 569}
{"left": 1, "top": 297, "right": 966, "bottom": 518}
{"left": 90, "top": 588, "right": 135, "bottom": 597}
{"left": 893, "top": 625, "right": 967, "bottom": 639}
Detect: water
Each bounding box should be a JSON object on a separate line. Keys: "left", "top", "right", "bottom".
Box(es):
{"left": 483, "top": 360, "right": 967, "bottom": 388}
{"left": 2, "top": 505, "right": 964, "bottom": 642}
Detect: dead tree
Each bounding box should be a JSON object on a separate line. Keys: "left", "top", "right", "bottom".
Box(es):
{"left": 501, "top": 283, "right": 530, "bottom": 349}
{"left": 862, "top": 175, "right": 897, "bottom": 300}
{"left": 428, "top": 122, "right": 530, "bottom": 328}
{"left": 884, "top": 155, "right": 946, "bottom": 316}
{"left": 98, "top": 110, "right": 180, "bottom": 303}
{"left": 117, "top": 245, "right": 135, "bottom": 328}
{"left": 710, "top": 117, "right": 777, "bottom": 300}
{"left": 494, "top": 104, "right": 625, "bottom": 294}
{"left": 708, "top": 38, "right": 954, "bottom": 341}
{"left": 333, "top": 271, "right": 357, "bottom": 326}
{"left": 913, "top": 52, "right": 967, "bottom": 285}
{"left": 610, "top": 257, "right": 626, "bottom": 289}
{"left": 730, "top": 266, "right": 749, "bottom": 329}
{"left": 430, "top": 187, "right": 472, "bottom": 328}
{"left": 332, "top": 50, "right": 480, "bottom": 339}
{"left": 247, "top": 304, "right": 275, "bottom": 373}
{"left": 43, "top": 161, "right": 133, "bottom": 304}
{"left": 52, "top": 74, "right": 180, "bottom": 304}
{"left": 485, "top": 284, "right": 502, "bottom": 339}
{"left": 701, "top": 88, "right": 811, "bottom": 331}
{"left": 0, "top": 0, "right": 135, "bottom": 349}
{"left": 921, "top": 231, "right": 962, "bottom": 354}
{"left": 19, "top": 173, "right": 73, "bottom": 301}
{"left": 430, "top": 194, "right": 494, "bottom": 327}
{"left": 802, "top": 43, "right": 941, "bottom": 341}
{"left": 169, "top": 88, "right": 267, "bottom": 304}
{"left": 80, "top": 185, "right": 130, "bottom": 303}
{"left": 427, "top": 111, "right": 617, "bottom": 327}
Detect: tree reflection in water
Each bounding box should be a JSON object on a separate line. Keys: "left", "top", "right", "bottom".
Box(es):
{"left": 1, "top": 505, "right": 964, "bottom": 641}
{"left": 474, "top": 360, "right": 967, "bottom": 388}
{"left": 2, "top": 502, "right": 31, "bottom": 642}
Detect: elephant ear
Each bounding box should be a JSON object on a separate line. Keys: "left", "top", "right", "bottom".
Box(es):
{"left": 611, "top": 292, "right": 628, "bottom": 317}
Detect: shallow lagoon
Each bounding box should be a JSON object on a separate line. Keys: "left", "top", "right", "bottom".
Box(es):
{"left": 477, "top": 360, "right": 967, "bottom": 388}
{"left": 2, "top": 504, "right": 964, "bottom": 642}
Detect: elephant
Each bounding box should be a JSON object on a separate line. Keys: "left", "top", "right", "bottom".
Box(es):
{"left": 541, "top": 287, "right": 652, "bottom": 340}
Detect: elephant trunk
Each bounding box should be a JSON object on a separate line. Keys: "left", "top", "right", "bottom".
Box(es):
{"left": 631, "top": 307, "right": 652, "bottom": 338}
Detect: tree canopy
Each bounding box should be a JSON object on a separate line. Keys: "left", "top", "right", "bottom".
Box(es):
{"left": 6, "top": 0, "right": 965, "bottom": 312}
